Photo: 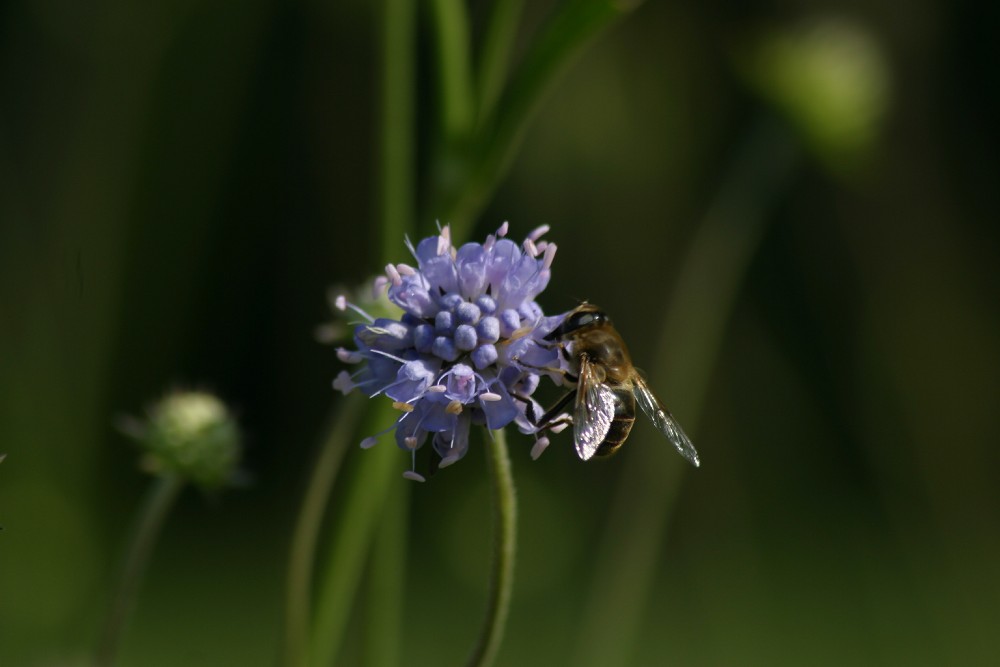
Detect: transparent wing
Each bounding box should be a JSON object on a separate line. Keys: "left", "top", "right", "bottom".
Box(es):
{"left": 633, "top": 376, "right": 700, "bottom": 467}
{"left": 573, "top": 357, "right": 616, "bottom": 461}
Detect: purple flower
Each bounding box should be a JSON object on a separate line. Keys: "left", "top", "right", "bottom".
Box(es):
{"left": 334, "top": 223, "right": 563, "bottom": 481}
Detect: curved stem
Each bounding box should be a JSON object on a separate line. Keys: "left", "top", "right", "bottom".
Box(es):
{"left": 283, "top": 394, "right": 364, "bottom": 667}
{"left": 428, "top": 0, "right": 475, "bottom": 144}
{"left": 476, "top": 0, "right": 524, "bottom": 125}
{"left": 572, "top": 115, "right": 800, "bottom": 667}
{"left": 437, "top": 0, "right": 642, "bottom": 237}
{"left": 95, "top": 474, "right": 184, "bottom": 667}
{"left": 308, "top": 403, "right": 400, "bottom": 667}
{"left": 378, "top": 0, "right": 417, "bottom": 262}
{"left": 364, "top": 475, "right": 409, "bottom": 667}
{"left": 464, "top": 429, "right": 517, "bottom": 667}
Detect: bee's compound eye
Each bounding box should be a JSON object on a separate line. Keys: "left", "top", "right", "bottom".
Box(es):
{"left": 565, "top": 309, "right": 608, "bottom": 333}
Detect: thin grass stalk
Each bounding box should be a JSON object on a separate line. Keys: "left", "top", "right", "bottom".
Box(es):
{"left": 308, "top": 406, "right": 400, "bottom": 667}
{"left": 379, "top": 0, "right": 417, "bottom": 261}
{"left": 572, "top": 116, "right": 800, "bottom": 667}
{"left": 475, "top": 0, "right": 524, "bottom": 124}
{"left": 284, "top": 394, "right": 363, "bottom": 667}
{"left": 364, "top": 476, "right": 409, "bottom": 667}
{"left": 428, "top": 0, "right": 475, "bottom": 144}
{"left": 95, "top": 474, "right": 184, "bottom": 667}
{"left": 438, "top": 0, "right": 643, "bottom": 237}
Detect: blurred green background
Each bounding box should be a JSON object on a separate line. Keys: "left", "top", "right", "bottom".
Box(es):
{"left": 2, "top": 0, "right": 999, "bottom": 665}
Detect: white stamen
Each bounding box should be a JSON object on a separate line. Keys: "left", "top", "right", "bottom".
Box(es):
{"left": 336, "top": 348, "right": 363, "bottom": 363}
{"left": 360, "top": 436, "right": 378, "bottom": 449}
{"left": 332, "top": 370, "right": 355, "bottom": 394}
{"left": 535, "top": 240, "right": 548, "bottom": 253}
{"left": 404, "top": 235, "right": 418, "bottom": 261}
{"left": 403, "top": 471, "right": 426, "bottom": 482}
{"left": 542, "top": 243, "right": 557, "bottom": 270}
{"left": 396, "top": 263, "right": 416, "bottom": 276}
{"left": 385, "top": 263, "right": 402, "bottom": 286}
{"left": 392, "top": 401, "right": 415, "bottom": 413}
{"left": 480, "top": 392, "right": 502, "bottom": 402}
{"left": 439, "top": 453, "right": 461, "bottom": 468}
{"left": 523, "top": 238, "right": 539, "bottom": 257}
{"left": 530, "top": 436, "right": 550, "bottom": 460}
{"left": 497, "top": 221, "right": 509, "bottom": 237}
{"left": 372, "top": 275, "right": 389, "bottom": 298}
{"left": 527, "top": 224, "right": 550, "bottom": 242}
{"left": 437, "top": 226, "right": 452, "bottom": 255}
{"left": 369, "top": 348, "right": 409, "bottom": 364}
{"left": 334, "top": 295, "right": 347, "bottom": 311}
{"left": 445, "top": 400, "right": 463, "bottom": 415}
{"left": 427, "top": 384, "right": 447, "bottom": 393}
{"left": 551, "top": 421, "right": 569, "bottom": 434}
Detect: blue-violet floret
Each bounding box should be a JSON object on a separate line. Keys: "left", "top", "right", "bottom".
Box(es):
{"left": 334, "top": 224, "right": 564, "bottom": 481}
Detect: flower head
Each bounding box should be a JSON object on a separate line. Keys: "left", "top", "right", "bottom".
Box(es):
{"left": 125, "top": 391, "right": 242, "bottom": 490}
{"left": 334, "top": 223, "right": 563, "bottom": 480}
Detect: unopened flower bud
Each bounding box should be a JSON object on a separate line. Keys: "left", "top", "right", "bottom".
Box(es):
{"left": 136, "top": 391, "right": 241, "bottom": 490}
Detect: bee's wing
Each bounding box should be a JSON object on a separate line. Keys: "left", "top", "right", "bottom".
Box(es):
{"left": 633, "top": 376, "right": 700, "bottom": 467}
{"left": 573, "top": 356, "right": 616, "bottom": 461}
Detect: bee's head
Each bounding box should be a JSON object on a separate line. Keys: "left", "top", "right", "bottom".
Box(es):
{"left": 545, "top": 303, "right": 611, "bottom": 340}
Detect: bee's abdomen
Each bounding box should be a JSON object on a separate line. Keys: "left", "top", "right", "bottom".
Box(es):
{"left": 595, "top": 388, "right": 636, "bottom": 457}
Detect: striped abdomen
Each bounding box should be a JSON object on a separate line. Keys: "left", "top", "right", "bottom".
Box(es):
{"left": 594, "top": 386, "right": 636, "bottom": 457}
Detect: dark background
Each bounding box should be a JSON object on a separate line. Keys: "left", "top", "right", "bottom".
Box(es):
{"left": 2, "top": 0, "right": 999, "bottom": 665}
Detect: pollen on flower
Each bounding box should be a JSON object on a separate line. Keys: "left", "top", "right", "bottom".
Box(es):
{"left": 439, "top": 453, "right": 462, "bottom": 468}
{"left": 337, "top": 348, "right": 363, "bottom": 364}
{"left": 332, "top": 222, "right": 569, "bottom": 478}
{"left": 526, "top": 224, "right": 550, "bottom": 242}
{"left": 550, "top": 421, "right": 570, "bottom": 434}
{"left": 530, "top": 436, "right": 550, "bottom": 461}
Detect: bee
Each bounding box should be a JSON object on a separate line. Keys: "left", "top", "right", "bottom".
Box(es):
{"left": 537, "top": 303, "right": 700, "bottom": 466}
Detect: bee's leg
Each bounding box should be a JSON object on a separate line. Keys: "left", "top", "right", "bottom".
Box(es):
{"left": 559, "top": 344, "right": 573, "bottom": 364}
{"left": 533, "top": 390, "right": 576, "bottom": 431}
{"left": 514, "top": 356, "right": 578, "bottom": 385}
{"left": 509, "top": 390, "right": 572, "bottom": 431}
{"left": 509, "top": 391, "right": 542, "bottom": 426}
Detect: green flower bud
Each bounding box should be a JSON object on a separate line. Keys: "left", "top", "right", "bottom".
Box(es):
{"left": 136, "top": 391, "right": 241, "bottom": 489}
{"left": 739, "top": 18, "right": 890, "bottom": 175}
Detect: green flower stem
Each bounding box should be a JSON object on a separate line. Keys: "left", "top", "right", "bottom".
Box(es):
{"left": 439, "top": 0, "right": 643, "bottom": 237}
{"left": 428, "top": 0, "right": 475, "bottom": 144}
{"left": 572, "top": 116, "right": 800, "bottom": 667}
{"left": 379, "top": 0, "right": 417, "bottom": 262}
{"left": 308, "top": 402, "right": 400, "bottom": 667}
{"left": 284, "top": 394, "right": 364, "bottom": 667}
{"left": 475, "top": 0, "right": 524, "bottom": 124}
{"left": 464, "top": 428, "right": 517, "bottom": 667}
{"left": 364, "top": 475, "right": 409, "bottom": 667}
{"left": 95, "top": 473, "right": 184, "bottom": 667}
